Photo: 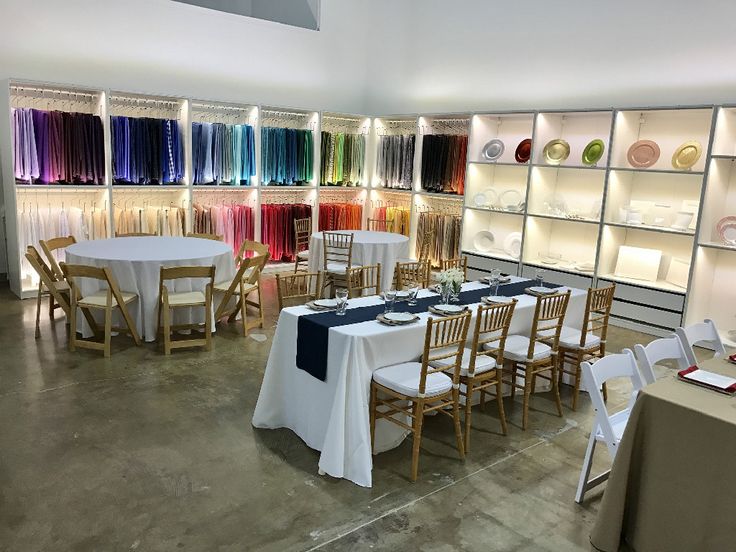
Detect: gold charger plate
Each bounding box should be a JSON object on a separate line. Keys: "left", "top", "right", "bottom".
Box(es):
{"left": 542, "top": 139, "right": 571, "bottom": 165}
{"left": 672, "top": 140, "right": 702, "bottom": 170}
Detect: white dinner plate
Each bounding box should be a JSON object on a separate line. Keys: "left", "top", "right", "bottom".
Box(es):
{"left": 473, "top": 231, "right": 495, "bottom": 252}
{"left": 499, "top": 189, "right": 523, "bottom": 210}
{"left": 483, "top": 296, "right": 513, "bottom": 304}
{"left": 528, "top": 286, "right": 555, "bottom": 294}
{"left": 473, "top": 192, "right": 487, "bottom": 208}
{"left": 503, "top": 232, "right": 522, "bottom": 259}
{"left": 395, "top": 290, "right": 410, "bottom": 298}
{"left": 434, "top": 304, "right": 464, "bottom": 313}
{"left": 384, "top": 312, "right": 416, "bottom": 322}
{"left": 314, "top": 299, "right": 338, "bottom": 308}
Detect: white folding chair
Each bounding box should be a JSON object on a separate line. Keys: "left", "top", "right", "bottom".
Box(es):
{"left": 575, "top": 349, "right": 644, "bottom": 504}
{"left": 675, "top": 319, "right": 726, "bottom": 367}
{"left": 633, "top": 336, "right": 690, "bottom": 385}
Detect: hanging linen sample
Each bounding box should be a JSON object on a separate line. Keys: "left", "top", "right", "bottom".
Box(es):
{"left": 260, "top": 203, "right": 313, "bottom": 261}
{"left": 261, "top": 127, "right": 314, "bottom": 186}
{"left": 111, "top": 116, "right": 184, "bottom": 185}
{"left": 192, "top": 122, "right": 256, "bottom": 185}
{"left": 113, "top": 205, "right": 186, "bottom": 237}
{"left": 318, "top": 203, "right": 363, "bottom": 231}
{"left": 375, "top": 134, "right": 415, "bottom": 190}
{"left": 415, "top": 212, "right": 462, "bottom": 266}
{"left": 192, "top": 202, "right": 255, "bottom": 255}
{"left": 420, "top": 134, "right": 468, "bottom": 194}
{"left": 319, "top": 131, "right": 366, "bottom": 186}
{"left": 372, "top": 206, "right": 411, "bottom": 237}
{"left": 13, "top": 108, "right": 105, "bottom": 185}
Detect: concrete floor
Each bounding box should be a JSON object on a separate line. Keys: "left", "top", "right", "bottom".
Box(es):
{"left": 0, "top": 276, "right": 661, "bottom": 551}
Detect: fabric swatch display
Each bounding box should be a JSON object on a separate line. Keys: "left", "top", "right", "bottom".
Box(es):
{"left": 260, "top": 203, "right": 313, "bottom": 261}
{"left": 192, "top": 202, "right": 255, "bottom": 256}
{"left": 19, "top": 205, "right": 108, "bottom": 284}
{"left": 416, "top": 212, "right": 462, "bottom": 266}
{"left": 13, "top": 107, "right": 105, "bottom": 185}
{"left": 113, "top": 205, "right": 186, "bottom": 237}
{"left": 372, "top": 206, "right": 411, "bottom": 237}
{"left": 261, "top": 127, "right": 314, "bottom": 186}
{"left": 420, "top": 134, "right": 468, "bottom": 194}
{"left": 319, "top": 132, "right": 366, "bottom": 186}
{"left": 375, "top": 134, "right": 415, "bottom": 190}
{"left": 318, "top": 203, "right": 363, "bottom": 231}
{"left": 191, "top": 122, "right": 256, "bottom": 185}
{"left": 111, "top": 116, "right": 184, "bottom": 185}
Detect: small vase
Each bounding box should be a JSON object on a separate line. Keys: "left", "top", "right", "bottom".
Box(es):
{"left": 440, "top": 283, "right": 451, "bottom": 304}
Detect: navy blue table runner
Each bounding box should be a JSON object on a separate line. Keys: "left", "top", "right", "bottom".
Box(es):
{"left": 295, "top": 279, "right": 557, "bottom": 381}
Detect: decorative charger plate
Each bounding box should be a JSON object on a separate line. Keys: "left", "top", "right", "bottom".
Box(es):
{"left": 627, "top": 140, "right": 660, "bottom": 168}
{"left": 378, "top": 312, "right": 419, "bottom": 325}
{"left": 542, "top": 139, "right": 571, "bottom": 165}
{"left": 672, "top": 141, "right": 702, "bottom": 170}
{"left": 717, "top": 216, "right": 736, "bottom": 245}
{"left": 482, "top": 139, "right": 505, "bottom": 161}
{"left": 515, "top": 138, "right": 532, "bottom": 163}
{"left": 473, "top": 230, "right": 495, "bottom": 252}
{"left": 503, "top": 232, "right": 522, "bottom": 259}
{"left": 499, "top": 189, "right": 523, "bottom": 211}
{"left": 473, "top": 192, "right": 487, "bottom": 208}
{"left": 582, "top": 139, "right": 605, "bottom": 166}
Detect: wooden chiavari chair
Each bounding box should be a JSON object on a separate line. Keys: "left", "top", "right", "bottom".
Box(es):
{"left": 395, "top": 259, "right": 431, "bottom": 290}
{"left": 116, "top": 232, "right": 156, "bottom": 237}
{"left": 235, "top": 240, "right": 270, "bottom": 266}
{"left": 62, "top": 262, "right": 141, "bottom": 357}
{"left": 346, "top": 264, "right": 382, "bottom": 298}
{"left": 501, "top": 291, "right": 570, "bottom": 430}
{"left": 322, "top": 231, "right": 359, "bottom": 296}
{"left": 157, "top": 265, "right": 215, "bottom": 355}
{"left": 25, "top": 245, "right": 71, "bottom": 339}
{"left": 429, "top": 301, "right": 517, "bottom": 451}
{"left": 186, "top": 232, "right": 223, "bottom": 241}
{"left": 293, "top": 217, "right": 312, "bottom": 273}
{"left": 214, "top": 252, "right": 270, "bottom": 336}
{"left": 367, "top": 218, "right": 394, "bottom": 233}
{"left": 557, "top": 285, "right": 615, "bottom": 410}
{"left": 275, "top": 271, "right": 323, "bottom": 310}
{"left": 40, "top": 235, "right": 76, "bottom": 281}
{"left": 440, "top": 256, "right": 468, "bottom": 281}
{"left": 370, "top": 311, "right": 472, "bottom": 481}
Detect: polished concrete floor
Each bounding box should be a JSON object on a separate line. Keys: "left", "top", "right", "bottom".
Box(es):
{"left": 0, "top": 277, "right": 661, "bottom": 551}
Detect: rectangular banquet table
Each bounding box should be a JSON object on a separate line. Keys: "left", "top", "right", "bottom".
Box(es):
{"left": 252, "top": 277, "right": 586, "bottom": 487}
{"left": 590, "top": 357, "right": 736, "bottom": 552}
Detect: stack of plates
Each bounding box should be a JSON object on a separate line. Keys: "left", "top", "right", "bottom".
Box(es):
{"left": 307, "top": 299, "right": 339, "bottom": 311}
{"left": 429, "top": 304, "right": 467, "bottom": 316}
{"left": 377, "top": 312, "right": 419, "bottom": 325}
{"left": 525, "top": 286, "right": 559, "bottom": 296}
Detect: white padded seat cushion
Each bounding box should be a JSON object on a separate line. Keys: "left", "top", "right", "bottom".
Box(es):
{"left": 326, "top": 262, "right": 361, "bottom": 275}
{"left": 373, "top": 362, "right": 452, "bottom": 397}
{"left": 540, "top": 326, "right": 601, "bottom": 349}
{"left": 165, "top": 291, "right": 206, "bottom": 306}
{"left": 494, "top": 334, "right": 551, "bottom": 362}
{"left": 429, "top": 347, "right": 497, "bottom": 376}
{"left": 297, "top": 250, "right": 309, "bottom": 260}
{"left": 79, "top": 290, "right": 136, "bottom": 308}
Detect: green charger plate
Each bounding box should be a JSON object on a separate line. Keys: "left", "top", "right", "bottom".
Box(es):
{"left": 582, "top": 139, "right": 605, "bottom": 166}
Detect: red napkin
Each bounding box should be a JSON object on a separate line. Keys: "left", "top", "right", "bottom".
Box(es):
{"left": 678, "top": 365, "right": 736, "bottom": 393}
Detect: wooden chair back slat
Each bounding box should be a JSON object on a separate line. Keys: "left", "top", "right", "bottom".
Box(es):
{"left": 236, "top": 240, "right": 270, "bottom": 265}
{"left": 396, "top": 260, "right": 431, "bottom": 290}
{"left": 440, "top": 257, "right": 468, "bottom": 280}
{"left": 186, "top": 232, "right": 223, "bottom": 241}
{"left": 276, "top": 272, "right": 323, "bottom": 309}
{"left": 471, "top": 301, "right": 517, "bottom": 371}
{"left": 530, "top": 291, "right": 571, "bottom": 359}
{"left": 116, "top": 232, "right": 155, "bottom": 237}
{"left": 160, "top": 265, "right": 216, "bottom": 281}
{"left": 367, "top": 218, "right": 394, "bottom": 233}
{"left": 421, "top": 312, "right": 472, "bottom": 392}
{"left": 580, "top": 284, "right": 615, "bottom": 348}
{"left": 346, "top": 264, "right": 381, "bottom": 298}
{"left": 294, "top": 217, "right": 312, "bottom": 251}
{"left": 40, "top": 235, "right": 76, "bottom": 279}
{"left": 322, "top": 231, "right": 354, "bottom": 268}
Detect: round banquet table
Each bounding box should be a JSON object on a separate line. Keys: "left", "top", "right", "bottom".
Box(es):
{"left": 66, "top": 237, "right": 236, "bottom": 342}
{"left": 308, "top": 231, "right": 410, "bottom": 291}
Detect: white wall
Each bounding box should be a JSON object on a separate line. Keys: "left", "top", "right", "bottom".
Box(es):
{"left": 364, "top": 0, "right": 736, "bottom": 114}
{"left": 0, "top": 0, "right": 370, "bottom": 113}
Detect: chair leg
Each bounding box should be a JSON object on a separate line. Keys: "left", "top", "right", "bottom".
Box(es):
{"left": 369, "top": 384, "right": 377, "bottom": 454}
{"left": 240, "top": 295, "right": 249, "bottom": 337}
{"left": 522, "top": 364, "right": 532, "bottom": 431}
{"left": 256, "top": 287, "right": 264, "bottom": 328}
{"left": 572, "top": 351, "right": 583, "bottom": 411}
{"left": 510, "top": 361, "right": 517, "bottom": 399}
{"left": 463, "top": 382, "right": 473, "bottom": 453}
{"left": 163, "top": 304, "right": 171, "bottom": 355}
{"left": 479, "top": 388, "right": 486, "bottom": 410}
{"left": 35, "top": 285, "right": 43, "bottom": 339}
{"left": 496, "top": 375, "right": 508, "bottom": 436}
{"left": 103, "top": 306, "right": 112, "bottom": 358}
{"left": 452, "top": 389, "right": 465, "bottom": 460}
{"left": 205, "top": 293, "right": 212, "bottom": 352}
{"left": 551, "top": 359, "right": 563, "bottom": 417}
{"left": 48, "top": 294, "right": 55, "bottom": 319}
{"left": 575, "top": 429, "right": 598, "bottom": 504}
{"left": 410, "top": 401, "right": 424, "bottom": 482}
{"left": 69, "top": 304, "right": 77, "bottom": 352}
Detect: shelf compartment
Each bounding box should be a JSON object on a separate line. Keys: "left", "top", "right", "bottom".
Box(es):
{"left": 532, "top": 111, "right": 613, "bottom": 169}
{"left": 461, "top": 208, "right": 523, "bottom": 261}
{"left": 605, "top": 169, "right": 702, "bottom": 231}
{"left": 711, "top": 107, "right": 736, "bottom": 157}
{"left": 686, "top": 246, "right": 736, "bottom": 346}
{"left": 699, "top": 157, "right": 736, "bottom": 246}
{"left": 610, "top": 108, "right": 713, "bottom": 173}
{"left": 464, "top": 163, "right": 528, "bottom": 210}
{"left": 464, "top": 250, "right": 519, "bottom": 277}
{"left": 528, "top": 166, "right": 604, "bottom": 221}
{"left": 467, "top": 113, "right": 534, "bottom": 165}
{"left": 523, "top": 215, "right": 598, "bottom": 271}
{"left": 605, "top": 222, "right": 695, "bottom": 236}
{"left": 599, "top": 224, "right": 694, "bottom": 293}
{"left": 520, "top": 263, "right": 594, "bottom": 289}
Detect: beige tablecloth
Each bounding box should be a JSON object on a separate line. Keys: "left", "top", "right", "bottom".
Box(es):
{"left": 590, "top": 357, "right": 736, "bottom": 551}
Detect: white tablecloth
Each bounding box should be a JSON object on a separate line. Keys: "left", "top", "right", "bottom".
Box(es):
{"left": 252, "top": 278, "right": 586, "bottom": 487}
{"left": 307, "top": 230, "right": 410, "bottom": 291}
{"left": 66, "top": 237, "right": 235, "bottom": 342}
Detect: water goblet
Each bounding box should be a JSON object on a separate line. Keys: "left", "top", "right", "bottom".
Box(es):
{"left": 383, "top": 289, "right": 397, "bottom": 313}
{"left": 408, "top": 286, "right": 419, "bottom": 306}
{"left": 335, "top": 289, "right": 348, "bottom": 316}
{"left": 535, "top": 268, "right": 545, "bottom": 288}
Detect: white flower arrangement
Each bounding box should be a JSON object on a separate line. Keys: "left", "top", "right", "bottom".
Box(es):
{"left": 439, "top": 268, "right": 464, "bottom": 288}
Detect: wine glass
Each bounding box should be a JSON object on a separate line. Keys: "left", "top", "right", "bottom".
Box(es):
{"left": 489, "top": 268, "right": 501, "bottom": 297}
{"left": 535, "top": 268, "right": 545, "bottom": 288}
{"left": 383, "top": 289, "right": 397, "bottom": 313}
{"left": 408, "top": 286, "right": 419, "bottom": 306}
{"left": 335, "top": 289, "right": 348, "bottom": 316}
